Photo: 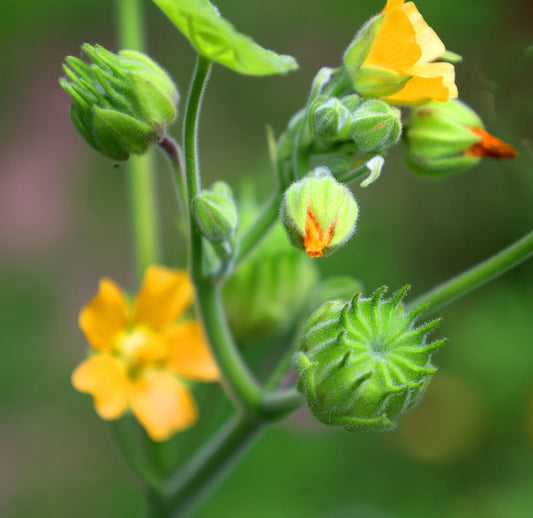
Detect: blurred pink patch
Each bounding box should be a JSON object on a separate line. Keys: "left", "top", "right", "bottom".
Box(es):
{"left": 0, "top": 62, "right": 82, "bottom": 257}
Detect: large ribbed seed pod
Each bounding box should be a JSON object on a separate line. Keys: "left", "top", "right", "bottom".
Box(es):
{"left": 294, "top": 286, "right": 447, "bottom": 431}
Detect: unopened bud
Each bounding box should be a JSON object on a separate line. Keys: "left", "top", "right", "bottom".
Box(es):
{"left": 294, "top": 286, "right": 446, "bottom": 431}
{"left": 350, "top": 99, "right": 402, "bottom": 153}
{"left": 311, "top": 97, "right": 351, "bottom": 139}
{"left": 405, "top": 100, "right": 518, "bottom": 176}
{"left": 60, "top": 44, "right": 178, "bottom": 161}
{"left": 192, "top": 182, "right": 238, "bottom": 242}
{"left": 281, "top": 167, "right": 359, "bottom": 258}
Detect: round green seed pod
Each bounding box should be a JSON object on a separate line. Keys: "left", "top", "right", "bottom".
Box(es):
{"left": 294, "top": 286, "right": 447, "bottom": 431}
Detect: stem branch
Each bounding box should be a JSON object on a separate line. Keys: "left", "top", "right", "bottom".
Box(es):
{"left": 410, "top": 229, "right": 533, "bottom": 313}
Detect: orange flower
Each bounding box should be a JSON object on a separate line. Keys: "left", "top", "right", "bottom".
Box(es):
{"left": 72, "top": 266, "right": 219, "bottom": 441}
{"left": 344, "top": 0, "right": 458, "bottom": 104}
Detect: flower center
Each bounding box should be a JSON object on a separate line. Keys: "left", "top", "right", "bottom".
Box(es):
{"left": 117, "top": 326, "right": 169, "bottom": 369}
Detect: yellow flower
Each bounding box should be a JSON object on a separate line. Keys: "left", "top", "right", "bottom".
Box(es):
{"left": 72, "top": 266, "right": 219, "bottom": 441}
{"left": 344, "top": 0, "right": 458, "bottom": 104}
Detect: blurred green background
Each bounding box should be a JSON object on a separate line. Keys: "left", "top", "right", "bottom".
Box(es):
{"left": 1, "top": 0, "right": 532, "bottom": 516}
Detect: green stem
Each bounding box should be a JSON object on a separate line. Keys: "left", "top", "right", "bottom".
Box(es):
{"left": 181, "top": 55, "right": 263, "bottom": 413}
{"left": 183, "top": 55, "right": 211, "bottom": 281}
{"left": 410, "top": 229, "right": 533, "bottom": 313}
{"left": 235, "top": 192, "right": 282, "bottom": 266}
{"left": 163, "top": 387, "right": 303, "bottom": 516}
{"left": 108, "top": 418, "right": 163, "bottom": 491}
{"left": 115, "top": 0, "right": 163, "bottom": 491}
{"left": 115, "top": 0, "right": 160, "bottom": 280}
{"left": 195, "top": 282, "right": 262, "bottom": 413}
{"left": 159, "top": 135, "right": 187, "bottom": 218}
{"left": 165, "top": 415, "right": 264, "bottom": 516}
{"left": 127, "top": 153, "right": 161, "bottom": 280}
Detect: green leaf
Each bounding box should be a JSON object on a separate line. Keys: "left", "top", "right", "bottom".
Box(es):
{"left": 151, "top": 0, "right": 298, "bottom": 76}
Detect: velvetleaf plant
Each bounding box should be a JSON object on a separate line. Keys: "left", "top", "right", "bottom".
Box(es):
{"left": 60, "top": 0, "right": 530, "bottom": 515}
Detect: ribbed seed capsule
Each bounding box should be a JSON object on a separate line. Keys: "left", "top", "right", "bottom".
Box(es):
{"left": 294, "top": 286, "right": 447, "bottom": 431}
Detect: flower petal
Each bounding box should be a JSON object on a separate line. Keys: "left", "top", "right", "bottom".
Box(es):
{"left": 402, "top": 2, "right": 445, "bottom": 63}
{"left": 365, "top": 2, "right": 421, "bottom": 70}
{"left": 133, "top": 266, "right": 193, "bottom": 329}
{"left": 165, "top": 321, "right": 220, "bottom": 381}
{"left": 384, "top": 0, "right": 405, "bottom": 11}
{"left": 72, "top": 354, "right": 129, "bottom": 419}
{"left": 130, "top": 371, "right": 198, "bottom": 441}
{"left": 79, "top": 278, "right": 129, "bottom": 353}
{"left": 386, "top": 62, "right": 457, "bottom": 103}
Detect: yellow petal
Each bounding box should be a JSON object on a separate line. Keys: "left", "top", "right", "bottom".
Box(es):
{"left": 384, "top": 0, "right": 405, "bottom": 12}
{"left": 133, "top": 266, "right": 193, "bottom": 330}
{"left": 165, "top": 321, "right": 220, "bottom": 381}
{"left": 130, "top": 371, "right": 198, "bottom": 441}
{"left": 402, "top": 2, "right": 445, "bottom": 64}
{"left": 365, "top": 2, "right": 421, "bottom": 70}
{"left": 72, "top": 354, "right": 129, "bottom": 420}
{"left": 386, "top": 62, "right": 457, "bottom": 103}
{"left": 79, "top": 278, "right": 129, "bottom": 353}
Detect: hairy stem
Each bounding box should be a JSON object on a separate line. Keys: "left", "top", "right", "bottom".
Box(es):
{"left": 410, "top": 229, "right": 533, "bottom": 313}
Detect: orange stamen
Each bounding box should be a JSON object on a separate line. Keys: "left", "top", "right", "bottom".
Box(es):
{"left": 466, "top": 127, "right": 518, "bottom": 159}
{"left": 303, "top": 204, "right": 336, "bottom": 258}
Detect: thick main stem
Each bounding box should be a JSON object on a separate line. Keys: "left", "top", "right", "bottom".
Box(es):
{"left": 410, "top": 230, "right": 533, "bottom": 313}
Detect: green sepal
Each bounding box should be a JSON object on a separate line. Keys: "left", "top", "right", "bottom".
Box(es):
{"left": 92, "top": 106, "right": 155, "bottom": 161}
{"left": 151, "top": 0, "right": 298, "bottom": 76}
{"left": 343, "top": 14, "right": 384, "bottom": 76}
{"left": 352, "top": 66, "right": 411, "bottom": 99}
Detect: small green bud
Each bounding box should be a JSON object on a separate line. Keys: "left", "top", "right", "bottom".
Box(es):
{"left": 404, "top": 100, "right": 518, "bottom": 176}
{"left": 60, "top": 44, "right": 179, "bottom": 161}
{"left": 340, "top": 94, "right": 361, "bottom": 113}
{"left": 294, "top": 286, "right": 447, "bottom": 431}
{"left": 192, "top": 182, "right": 238, "bottom": 242}
{"left": 350, "top": 100, "right": 402, "bottom": 153}
{"left": 311, "top": 97, "right": 351, "bottom": 140}
{"left": 281, "top": 167, "right": 359, "bottom": 258}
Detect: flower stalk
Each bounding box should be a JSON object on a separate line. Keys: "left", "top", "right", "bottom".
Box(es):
{"left": 410, "top": 230, "right": 533, "bottom": 313}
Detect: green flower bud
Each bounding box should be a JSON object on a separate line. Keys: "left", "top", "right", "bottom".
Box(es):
{"left": 294, "top": 286, "right": 447, "bottom": 431}
{"left": 223, "top": 189, "right": 319, "bottom": 342}
{"left": 192, "top": 182, "right": 238, "bottom": 242}
{"left": 350, "top": 100, "right": 402, "bottom": 153}
{"left": 340, "top": 94, "right": 361, "bottom": 113}
{"left": 404, "top": 100, "right": 518, "bottom": 176}
{"left": 60, "top": 44, "right": 179, "bottom": 161}
{"left": 311, "top": 97, "right": 351, "bottom": 140}
{"left": 281, "top": 167, "right": 359, "bottom": 258}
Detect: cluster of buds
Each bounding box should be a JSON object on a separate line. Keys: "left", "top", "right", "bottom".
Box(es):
{"left": 60, "top": 44, "right": 179, "bottom": 161}
{"left": 311, "top": 95, "right": 402, "bottom": 153}
{"left": 294, "top": 286, "right": 446, "bottom": 431}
